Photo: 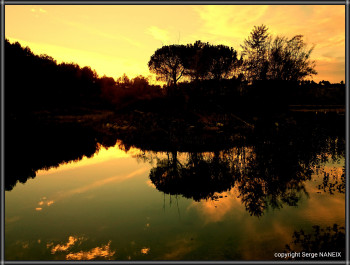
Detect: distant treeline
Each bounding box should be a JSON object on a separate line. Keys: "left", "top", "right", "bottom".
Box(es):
{"left": 5, "top": 24, "right": 345, "bottom": 116}
{"left": 5, "top": 39, "right": 164, "bottom": 115}
{"left": 148, "top": 25, "right": 319, "bottom": 86}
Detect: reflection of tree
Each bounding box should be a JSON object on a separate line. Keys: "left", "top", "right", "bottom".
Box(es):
{"left": 5, "top": 118, "right": 118, "bottom": 191}
{"left": 148, "top": 134, "right": 314, "bottom": 216}
{"left": 235, "top": 131, "right": 312, "bottom": 217}
{"left": 7, "top": 108, "right": 345, "bottom": 221}
{"left": 150, "top": 151, "right": 235, "bottom": 201}
{"left": 317, "top": 166, "right": 345, "bottom": 195}
{"left": 285, "top": 224, "right": 345, "bottom": 260}
{"left": 148, "top": 114, "right": 344, "bottom": 217}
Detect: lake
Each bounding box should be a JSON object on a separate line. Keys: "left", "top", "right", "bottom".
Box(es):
{"left": 5, "top": 112, "right": 345, "bottom": 261}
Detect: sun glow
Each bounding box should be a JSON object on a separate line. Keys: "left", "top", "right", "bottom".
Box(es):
{"left": 5, "top": 5, "right": 345, "bottom": 83}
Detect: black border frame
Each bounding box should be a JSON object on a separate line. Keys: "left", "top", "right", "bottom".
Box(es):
{"left": 0, "top": 1, "right": 348, "bottom": 264}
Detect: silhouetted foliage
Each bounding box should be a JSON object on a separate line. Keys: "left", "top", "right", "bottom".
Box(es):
{"left": 115, "top": 111, "right": 345, "bottom": 216}
{"left": 5, "top": 39, "right": 107, "bottom": 115}
{"left": 285, "top": 224, "right": 345, "bottom": 260}
{"left": 5, "top": 38, "right": 168, "bottom": 117}
{"left": 241, "top": 25, "right": 270, "bottom": 82}
{"left": 184, "top": 41, "right": 241, "bottom": 81}
{"left": 148, "top": 41, "right": 240, "bottom": 89}
{"left": 148, "top": 44, "right": 187, "bottom": 87}
{"left": 241, "top": 25, "right": 317, "bottom": 83}
{"left": 100, "top": 74, "right": 163, "bottom": 109}
{"left": 5, "top": 28, "right": 345, "bottom": 199}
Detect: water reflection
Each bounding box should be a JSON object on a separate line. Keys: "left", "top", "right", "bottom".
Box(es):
{"left": 5, "top": 118, "right": 117, "bottom": 190}
{"left": 5, "top": 112, "right": 345, "bottom": 260}
{"left": 46, "top": 236, "right": 116, "bottom": 260}
{"left": 145, "top": 113, "right": 344, "bottom": 216}
{"left": 149, "top": 151, "right": 235, "bottom": 202}
{"left": 6, "top": 112, "right": 345, "bottom": 219}
{"left": 285, "top": 224, "right": 345, "bottom": 260}
{"left": 65, "top": 241, "right": 115, "bottom": 260}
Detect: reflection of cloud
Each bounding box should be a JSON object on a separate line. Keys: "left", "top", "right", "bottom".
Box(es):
{"left": 301, "top": 182, "right": 345, "bottom": 225}
{"left": 140, "top": 247, "right": 150, "bottom": 254}
{"left": 239, "top": 221, "right": 294, "bottom": 260}
{"left": 188, "top": 189, "right": 244, "bottom": 224}
{"left": 47, "top": 236, "right": 116, "bottom": 260}
{"left": 55, "top": 167, "right": 148, "bottom": 199}
{"left": 162, "top": 237, "right": 196, "bottom": 260}
{"left": 5, "top": 216, "right": 21, "bottom": 223}
{"left": 38, "top": 199, "right": 54, "bottom": 206}
{"left": 49, "top": 236, "right": 78, "bottom": 254}
{"left": 37, "top": 198, "right": 55, "bottom": 211}
{"left": 22, "top": 242, "right": 29, "bottom": 249}
{"left": 66, "top": 241, "right": 115, "bottom": 260}
{"left": 37, "top": 167, "right": 148, "bottom": 207}
{"left": 146, "top": 26, "right": 170, "bottom": 44}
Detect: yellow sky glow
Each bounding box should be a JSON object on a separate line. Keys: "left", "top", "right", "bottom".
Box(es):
{"left": 5, "top": 5, "right": 345, "bottom": 83}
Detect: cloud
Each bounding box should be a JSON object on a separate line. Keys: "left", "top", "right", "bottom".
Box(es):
{"left": 193, "top": 5, "right": 345, "bottom": 82}
{"left": 30, "top": 7, "right": 47, "bottom": 13}
{"left": 146, "top": 26, "right": 170, "bottom": 44}
{"left": 193, "top": 5, "right": 269, "bottom": 47}
{"left": 60, "top": 19, "right": 142, "bottom": 48}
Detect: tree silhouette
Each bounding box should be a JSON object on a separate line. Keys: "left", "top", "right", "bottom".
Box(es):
{"left": 207, "top": 44, "right": 240, "bottom": 80}
{"left": 241, "top": 24, "right": 270, "bottom": 82}
{"left": 184, "top": 41, "right": 240, "bottom": 81}
{"left": 148, "top": 44, "right": 187, "bottom": 87}
{"left": 268, "top": 35, "right": 317, "bottom": 81}
{"left": 241, "top": 25, "right": 317, "bottom": 83}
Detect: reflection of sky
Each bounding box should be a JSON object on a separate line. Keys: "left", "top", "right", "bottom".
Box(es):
{"left": 5, "top": 145, "right": 345, "bottom": 260}
{"left": 36, "top": 143, "right": 141, "bottom": 176}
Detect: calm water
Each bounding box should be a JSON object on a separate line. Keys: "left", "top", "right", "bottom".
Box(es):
{"left": 5, "top": 114, "right": 346, "bottom": 261}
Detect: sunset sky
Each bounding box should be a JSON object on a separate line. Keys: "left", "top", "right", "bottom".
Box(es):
{"left": 5, "top": 5, "right": 345, "bottom": 83}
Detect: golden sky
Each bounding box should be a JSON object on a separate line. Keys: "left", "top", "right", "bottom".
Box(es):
{"left": 5, "top": 5, "right": 345, "bottom": 83}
